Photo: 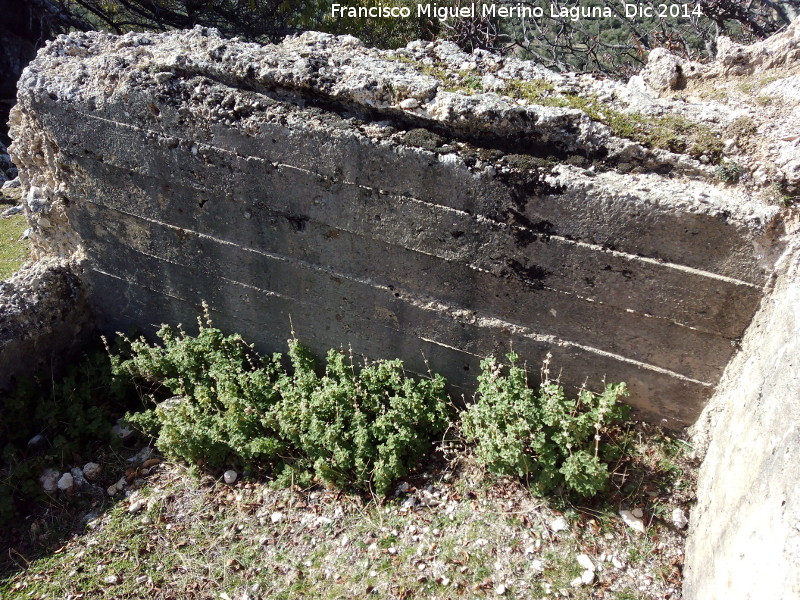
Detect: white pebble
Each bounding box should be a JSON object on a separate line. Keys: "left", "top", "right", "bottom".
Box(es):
{"left": 223, "top": 470, "right": 238, "bottom": 484}
{"left": 40, "top": 468, "right": 60, "bottom": 493}
{"left": 270, "top": 511, "right": 284, "bottom": 524}
{"left": 83, "top": 462, "right": 102, "bottom": 480}
{"left": 549, "top": 516, "right": 568, "bottom": 532}
{"left": 577, "top": 553, "right": 595, "bottom": 571}
{"left": 619, "top": 509, "right": 646, "bottom": 534}
{"left": 672, "top": 507, "right": 689, "bottom": 529}
{"left": 57, "top": 472, "right": 74, "bottom": 491}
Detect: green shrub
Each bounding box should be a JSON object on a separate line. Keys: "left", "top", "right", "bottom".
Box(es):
{"left": 273, "top": 341, "right": 451, "bottom": 494}
{"left": 113, "top": 322, "right": 287, "bottom": 470}
{"left": 116, "top": 313, "right": 451, "bottom": 495}
{"left": 461, "top": 352, "right": 629, "bottom": 498}
{"left": 716, "top": 160, "right": 743, "bottom": 184}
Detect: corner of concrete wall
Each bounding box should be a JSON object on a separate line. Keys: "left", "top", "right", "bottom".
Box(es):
{"left": 0, "top": 258, "right": 94, "bottom": 390}
{"left": 684, "top": 235, "right": 800, "bottom": 599}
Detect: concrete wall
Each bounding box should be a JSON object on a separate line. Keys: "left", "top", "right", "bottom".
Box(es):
{"left": 684, "top": 240, "right": 800, "bottom": 599}
{"left": 9, "top": 28, "right": 782, "bottom": 427}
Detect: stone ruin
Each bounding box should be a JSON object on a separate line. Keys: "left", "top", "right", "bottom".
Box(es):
{"left": 2, "top": 19, "right": 800, "bottom": 598}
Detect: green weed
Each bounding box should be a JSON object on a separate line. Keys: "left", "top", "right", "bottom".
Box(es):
{"left": 461, "top": 352, "right": 629, "bottom": 498}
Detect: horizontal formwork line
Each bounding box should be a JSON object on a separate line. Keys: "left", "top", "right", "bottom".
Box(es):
{"left": 70, "top": 109, "right": 760, "bottom": 291}
{"left": 79, "top": 197, "right": 734, "bottom": 339}
{"left": 86, "top": 222, "right": 715, "bottom": 388}
{"left": 92, "top": 265, "right": 473, "bottom": 393}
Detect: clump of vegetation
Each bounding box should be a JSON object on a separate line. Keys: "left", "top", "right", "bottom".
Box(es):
{"left": 1, "top": 306, "right": 636, "bottom": 533}
{"left": 0, "top": 351, "right": 134, "bottom": 527}
{"left": 457, "top": 70, "right": 484, "bottom": 93}
{"left": 403, "top": 128, "right": 446, "bottom": 151}
{"left": 115, "top": 312, "right": 451, "bottom": 495}
{"left": 726, "top": 116, "right": 759, "bottom": 145}
{"left": 504, "top": 78, "right": 556, "bottom": 100}
{"left": 716, "top": 160, "right": 743, "bottom": 184}
{"left": 271, "top": 341, "right": 451, "bottom": 494}
{"left": 501, "top": 80, "right": 724, "bottom": 162}
{"left": 768, "top": 181, "right": 800, "bottom": 207}
{"left": 461, "top": 352, "right": 629, "bottom": 498}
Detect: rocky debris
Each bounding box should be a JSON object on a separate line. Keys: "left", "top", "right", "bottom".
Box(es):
{"left": 39, "top": 468, "right": 59, "bottom": 493}
{"left": 223, "top": 469, "right": 238, "bottom": 484}
{"left": 577, "top": 553, "right": 595, "bottom": 571}
{"left": 672, "top": 507, "right": 689, "bottom": 529}
{"left": 1, "top": 204, "right": 23, "bottom": 217}
{"left": 83, "top": 462, "right": 101, "bottom": 480}
{"left": 26, "top": 433, "right": 45, "bottom": 449}
{"left": 270, "top": 511, "right": 285, "bottom": 524}
{"left": 2, "top": 176, "right": 20, "bottom": 189}
{"left": 103, "top": 574, "right": 120, "bottom": 585}
{"left": 619, "top": 509, "right": 646, "bottom": 534}
{"left": 0, "top": 260, "right": 92, "bottom": 391}
{"left": 107, "top": 476, "right": 127, "bottom": 496}
{"left": 570, "top": 568, "right": 595, "bottom": 587}
{"left": 549, "top": 516, "right": 569, "bottom": 533}
{"left": 57, "top": 472, "right": 74, "bottom": 492}
{"left": 0, "top": 140, "right": 16, "bottom": 183}
{"left": 571, "top": 553, "right": 597, "bottom": 587}
{"left": 126, "top": 445, "right": 152, "bottom": 465}
{"left": 128, "top": 498, "right": 146, "bottom": 514}
{"left": 111, "top": 420, "right": 134, "bottom": 441}
{"left": 712, "top": 19, "right": 800, "bottom": 77}
{"left": 398, "top": 98, "right": 419, "bottom": 110}
{"left": 640, "top": 48, "right": 689, "bottom": 92}
{"left": 70, "top": 467, "right": 87, "bottom": 489}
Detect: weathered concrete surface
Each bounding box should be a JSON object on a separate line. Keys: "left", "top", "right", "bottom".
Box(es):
{"left": 684, "top": 235, "right": 800, "bottom": 600}
{"left": 9, "top": 27, "right": 787, "bottom": 427}
{"left": 0, "top": 258, "right": 93, "bottom": 390}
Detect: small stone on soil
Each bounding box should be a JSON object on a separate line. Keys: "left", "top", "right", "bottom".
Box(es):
{"left": 549, "top": 516, "right": 568, "bottom": 532}
{"left": 57, "top": 472, "right": 74, "bottom": 491}
{"left": 619, "top": 509, "right": 646, "bottom": 533}
{"left": 672, "top": 507, "right": 689, "bottom": 529}
{"left": 83, "top": 462, "right": 101, "bottom": 480}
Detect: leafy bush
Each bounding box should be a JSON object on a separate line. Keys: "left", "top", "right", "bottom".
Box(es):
{"left": 113, "top": 323, "right": 286, "bottom": 470}
{"left": 461, "top": 352, "right": 629, "bottom": 498}
{"left": 273, "top": 341, "right": 450, "bottom": 494}
{"left": 116, "top": 313, "right": 451, "bottom": 495}
{"left": 0, "top": 351, "right": 134, "bottom": 527}
{"left": 716, "top": 160, "right": 743, "bottom": 184}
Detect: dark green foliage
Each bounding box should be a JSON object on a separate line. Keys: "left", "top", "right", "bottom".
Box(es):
{"left": 716, "top": 160, "right": 743, "bottom": 184}
{"left": 0, "top": 352, "right": 134, "bottom": 527}
{"left": 461, "top": 353, "right": 630, "bottom": 498}
{"left": 114, "top": 323, "right": 286, "bottom": 470}
{"left": 273, "top": 341, "right": 451, "bottom": 494}
{"left": 116, "top": 315, "right": 451, "bottom": 495}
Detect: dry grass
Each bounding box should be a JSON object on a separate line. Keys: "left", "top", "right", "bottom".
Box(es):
{"left": 1, "top": 423, "right": 695, "bottom": 600}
